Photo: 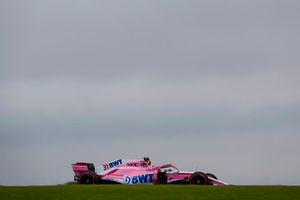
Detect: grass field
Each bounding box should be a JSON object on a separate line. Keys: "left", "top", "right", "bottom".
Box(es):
{"left": 1, "top": 185, "right": 300, "bottom": 200}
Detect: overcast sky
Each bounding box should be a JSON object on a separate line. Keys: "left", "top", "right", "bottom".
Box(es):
{"left": 1, "top": 0, "right": 300, "bottom": 185}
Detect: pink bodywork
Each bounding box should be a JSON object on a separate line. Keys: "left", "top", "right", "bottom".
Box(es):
{"left": 72, "top": 159, "right": 228, "bottom": 185}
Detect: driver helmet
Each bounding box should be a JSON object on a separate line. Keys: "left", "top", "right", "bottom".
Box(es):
{"left": 143, "top": 156, "right": 150, "bottom": 161}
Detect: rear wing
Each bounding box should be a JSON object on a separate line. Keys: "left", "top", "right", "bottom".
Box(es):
{"left": 72, "top": 162, "right": 95, "bottom": 175}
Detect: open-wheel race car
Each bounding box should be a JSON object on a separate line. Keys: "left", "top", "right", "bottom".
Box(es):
{"left": 71, "top": 157, "right": 228, "bottom": 185}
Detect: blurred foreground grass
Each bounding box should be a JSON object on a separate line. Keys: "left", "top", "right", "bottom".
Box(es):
{"left": 0, "top": 185, "right": 300, "bottom": 200}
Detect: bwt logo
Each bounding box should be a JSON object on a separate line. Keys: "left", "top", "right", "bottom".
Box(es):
{"left": 103, "top": 159, "right": 122, "bottom": 170}
{"left": 124, "top": 174, "right": 154, "bottom": 184}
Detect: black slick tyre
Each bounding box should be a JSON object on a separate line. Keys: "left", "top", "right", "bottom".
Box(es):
{"left": 78, "top": 172, "right": 96, "bottom": 184}
{"left": 189, "top": 172, "right": 209, "bottom": 185}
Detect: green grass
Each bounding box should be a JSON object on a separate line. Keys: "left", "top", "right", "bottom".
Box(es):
{"left": 0, "top": 185, "right": 300, "bottom": 200}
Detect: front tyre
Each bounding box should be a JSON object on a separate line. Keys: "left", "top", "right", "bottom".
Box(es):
{"left": 189, "top": 172, "right": 209, "bottom": 185}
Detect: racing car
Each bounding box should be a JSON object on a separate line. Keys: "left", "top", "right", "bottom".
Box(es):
{"left": 71, "top": 157, "right": 228, "bottom": 185}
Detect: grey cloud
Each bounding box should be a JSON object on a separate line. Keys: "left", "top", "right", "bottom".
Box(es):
{"left": 1, "top": 0, "right": 300, "bottom": 185}
{"left": 1, "top": 0, "right": 300, "bottom": 81}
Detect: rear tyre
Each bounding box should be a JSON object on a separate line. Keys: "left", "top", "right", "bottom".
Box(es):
{"left": 78, "top": 172, "right": 96, "bottom": 184}
{"left": 190, "top": 172, "right": 209, "bottom": 185}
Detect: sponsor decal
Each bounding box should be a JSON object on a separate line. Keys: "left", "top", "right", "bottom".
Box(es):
{"left": 103, "top": 159, "right": 122, "bottom": 170}
{"left": 127, "top": 162, "right": 139, "bottom": 167}
{"left": 124, "top": 174, "right": 154, "bottom": 184}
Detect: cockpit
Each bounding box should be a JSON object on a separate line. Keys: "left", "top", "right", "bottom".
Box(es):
{"left": 159, "top": 164, "right": 179, "bottom": 174}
